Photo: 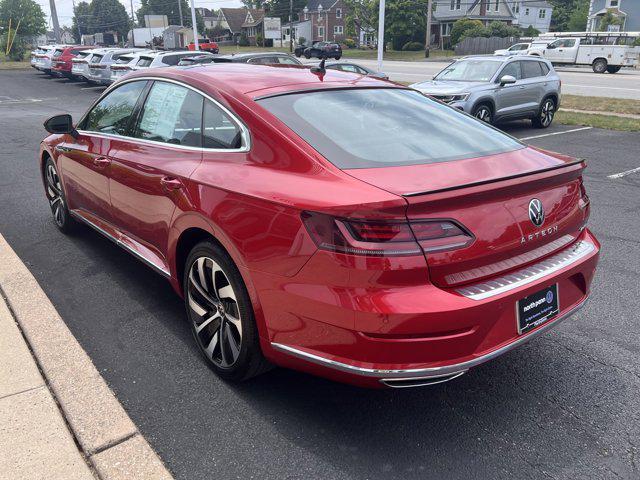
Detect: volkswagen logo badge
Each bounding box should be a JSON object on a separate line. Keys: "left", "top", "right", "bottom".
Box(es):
{"left": 528, "top": 199, "right": 544, "bottom": 227}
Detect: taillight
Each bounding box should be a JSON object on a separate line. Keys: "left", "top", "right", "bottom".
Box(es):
{"left": 578, "top": 177, "right": 590, "bottom": 211}
{"left": 301, "top": 211, "right": 473, "bottom": 257}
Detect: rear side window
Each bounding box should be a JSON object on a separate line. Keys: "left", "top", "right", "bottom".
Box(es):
{"left": 203, "top": 101, "right": 242, "bottom": 149}
{"left": 539, "top": 62, "right": 550, "bottom": 75}
{"left": 259, "top": 89, "right": 522, "bottom": 169}
{"left": 53, "top": 49, "right": 63, "bottom": 58}
{"left": 521, "top": 61, "right": 544, "bottom": 78}
{"left": 135, "top": 82, "right": 203, "bottom": 147}
{"left": 137, "top": 57, "right": 154, "bottom": 67}
{"left": 277, "top": 56, "right": 301, "bottom": 65}
{"left": 82, "top": 81, "right": 147, "bottom": 135}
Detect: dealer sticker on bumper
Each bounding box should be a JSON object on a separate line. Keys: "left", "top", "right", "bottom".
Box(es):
{"left": 516, "top": 284, "right": 559, "bottom": 335}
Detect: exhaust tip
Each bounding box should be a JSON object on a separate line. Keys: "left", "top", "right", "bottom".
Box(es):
{"left": 380, "top": 370, "right": 467, "bottom": 388}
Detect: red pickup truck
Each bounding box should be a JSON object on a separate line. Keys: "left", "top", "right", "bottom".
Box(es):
{"left": 188, "top": 39, "right": 219, "bottom": 53}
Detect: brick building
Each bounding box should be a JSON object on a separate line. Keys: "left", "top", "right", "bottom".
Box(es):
{"left": 299, "top": 0, "right": 347, "bottom": 43}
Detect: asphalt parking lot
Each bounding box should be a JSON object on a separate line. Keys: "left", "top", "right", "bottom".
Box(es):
{"left": 1, "top": 69, "right": 639, "bottom": 479}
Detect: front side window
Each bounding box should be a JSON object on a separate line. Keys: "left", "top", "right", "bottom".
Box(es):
{"left": 500, "top": 61, "right": 522, "bottom": 80}
{"left": 435, "top": 59, "right": 502, "bottom": 82}
{"left": 202, "top": 100, "right": 242, "bottom": 149}
{"left": 82, "top": 81, "right": 147, "bottom": 135}
{"left": 259, "top": 89, "right": 522, "bottom": 169}
{"left": 135, "top": 82, "right": 203, "bottom": 147}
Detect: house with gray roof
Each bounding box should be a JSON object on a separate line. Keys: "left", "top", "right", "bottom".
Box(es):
{"left": 510, "top": 1, "right": 553, "bottom": 33}
{"left": 588, "top": 0, "right": 640, "bottom": 32}
{"left": 432, "top": 0, "right": 517, "bottom": 48}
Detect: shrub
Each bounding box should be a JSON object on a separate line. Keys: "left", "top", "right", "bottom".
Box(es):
{"left": 450, "top": 18, "right": 484, "bottom": 45}
{"left": 1, "top": 30, "right": 27, "bottom": 61}
{"left": 401, "top": 41, "right": 424, "bottom": 51}
{"left": 238, "top": 33, "right": 249, "bottom": 46}
{"left": 297, "top": 36, "right": 306, "bottom": 45}
{"left": 344, "top": 38, "right": 356, "bottom": 49}
{"left": 256, "top": 33, "right": 264, "bottom": 46}
{"left": 521, "top": 25, "right": 540, "bottom": 37}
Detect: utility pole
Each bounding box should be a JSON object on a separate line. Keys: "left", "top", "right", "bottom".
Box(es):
{"left": 190, "top": 0, "right": 199, "bottom": 50}
{"left": 289, "top": 0, "right": 293, "bottom": 52}
{"left": 376, "top": 0, "right": 385, "bottom": 72}
{"left": 178, "top": 0, "right": 184, "bottom": 27}
{"left": 129, "top": 0, "right": 136, "bottom": 46}
{"left": 49, "top": 0, "right": 61, "bottom": 43}
{"left": 424, "top": 0, "right": 432, "bottom": 58}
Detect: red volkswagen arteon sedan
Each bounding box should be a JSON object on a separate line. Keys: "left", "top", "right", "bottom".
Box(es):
{"left": 39, "top": 64, "right": 600, "bottom": 388}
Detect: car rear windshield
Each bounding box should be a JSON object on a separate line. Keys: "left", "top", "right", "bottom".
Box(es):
{"left": 115, "top": 56, "right": 133, "bottom": 64}
{"left": 91, "top": 54, "right": 103, "bottom": 64}
{"left": 137, "top": 57, "right": 154, "bottom": 67}
{"left": 435, "top": 59, "right": 502, "bottom": 82}
{"left": 258, "top": 88, "right": 523, "bottom": 169}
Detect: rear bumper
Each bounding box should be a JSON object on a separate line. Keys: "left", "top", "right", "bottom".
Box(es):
{"left": 261, "top": 229, "right": 600, "bottom": 388}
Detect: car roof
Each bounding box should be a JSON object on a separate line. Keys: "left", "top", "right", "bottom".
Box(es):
{"left": 123, "top": 63, "right": 398, "bottom": 99}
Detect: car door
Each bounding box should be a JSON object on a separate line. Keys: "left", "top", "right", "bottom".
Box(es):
{"left": 518, "top": 60, "right": 546, "bottom": 114}
{"left": 106, "top": 80, "right": 204, "bottom": 272}
{"left": 543, "top": 39, "right": 564, "bottom": 62}
{"left": 59, "top": 80, "right": 148, "bottom": 223}
{"left": 493, "top": 61, "right": 524, "bottom": 119}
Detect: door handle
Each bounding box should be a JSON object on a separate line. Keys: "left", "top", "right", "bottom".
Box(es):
{"left": 160, "top": 176, "right": 183, "bottom": 191}
{"left": 519, "top": 86, "right": 525, "bottom": 89}
{"left": 93, "top": 156, "right": 111, "bottom": 168}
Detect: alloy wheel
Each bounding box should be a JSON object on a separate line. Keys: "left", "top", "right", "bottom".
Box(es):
{"left": 475, "top": 106, "right": 492, "bottom": 123}
{"left": 187, "top": 257, "right": 243, "bottom": 368}
{"left": 540, "top": 100, "right": 555, "bottom": 127}
{"left": 45, "top": 163, "right": 65, "bottom": 227}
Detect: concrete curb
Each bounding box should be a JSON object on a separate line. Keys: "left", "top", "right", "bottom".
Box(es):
{"left": 0, "top": 233, "right": 173, "bottom": 480}
{"left": 559, "top": 107, "right": 640, "bottom": 120}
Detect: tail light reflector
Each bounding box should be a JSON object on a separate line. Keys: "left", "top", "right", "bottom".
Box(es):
{"left": 301, "top": 211, "right": 473, "bottom": 257}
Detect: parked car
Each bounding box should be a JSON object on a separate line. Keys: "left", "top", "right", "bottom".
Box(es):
{"left": 70, "top": 50, "right": 94, "bottom": 80}
{"left": 494, "top": 42, "right": 533, "bottom": 56}
{"left": 85, "top": 48, "right": 142, "bottom": 85}
{"left": 188, "top": 39, "right": 219, "bottom": 53}
{"left": 528, "top": 32, "right": 640, "bottom": 73}
{"left": 323, "top": 61, "right": 388, "bottom": 79}
{"left": 178, "top": 53, "right": 218, "bottom": 66}
{"left": 32, "top": 45, "right": 64, "bottom": 74}
{"left": 212, "top": 52, "right": 302, "bottom": 65}
{"left": 51, "top": 45, "right": 93, "bottom": 77}
{"left": 300, "top": 41, "right": 342, "bottom": 60}
{"left": 108, "top": 50, "right": 157, "bottom": 83}
{"left": 135, "top": 50, "right": 206, "bottom": 70}
{"left": 39, "top": 64, "right": 599, "bottom": 388}
{"left": 411, "top": 55, "right": 560, "bottom": 128}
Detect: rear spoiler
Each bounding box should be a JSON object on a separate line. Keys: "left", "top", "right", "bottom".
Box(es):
{"left": 403, "top": 158, "right": 585, "bottom": 197}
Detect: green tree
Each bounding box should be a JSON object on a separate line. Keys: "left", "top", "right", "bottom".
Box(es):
{"left": 598, "top": 10, "right": 622, "bottom": 32}
{"left": 385, "top": 0, "right": 428, "bottom": 50}
{"left": 344, "top": 0, "right": 378, "bottom": 42}
{"left": 137, "top": 0, "right": 203, "bottom": 30}
{"left": 450, "top": 18, "right": 483, "bottom": 45}
{"left": 263, "top": 0, "right": 306, "bottom": 24}
{"left": 521, "top": 25, "right": 541, "bottom": 37}
{"left": 486, "top": 20, "right": 520, "bottom": 38}
{"left": 71, "top": 1, "right": 92, "bottom": 42}
{"left": 567, "top": 0, "right": 589, "bottom": 31}
{"left": 0, "top": 0, "right": 46, "bottom": 37}
{"left": 548, "top": 0, "right": 589, "bottom": 32}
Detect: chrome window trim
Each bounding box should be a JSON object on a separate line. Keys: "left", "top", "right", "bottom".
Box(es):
{"left": 456, "top": 240, "right": 595, "bottom": 301}
{"left": 76, "top": 76, "right": 251, "bottom": 153}
{"left": 271, "top": 296, "right": 588, "bottom": 383}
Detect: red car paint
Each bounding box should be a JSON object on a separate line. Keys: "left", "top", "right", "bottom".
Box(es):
{"left": 39, "top": 65, "right": 600, "bottom": 388}
{"left": 51, "top": 46, "right": 92, "bottom": 76}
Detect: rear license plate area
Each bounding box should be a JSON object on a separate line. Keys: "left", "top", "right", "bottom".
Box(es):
{"left": 516, "top": 284, "right": 559, "bottom": 335}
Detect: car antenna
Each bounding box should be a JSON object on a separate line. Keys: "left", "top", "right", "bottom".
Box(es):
{"left": 311, "top": 57, "right": 326, "bottom": 74}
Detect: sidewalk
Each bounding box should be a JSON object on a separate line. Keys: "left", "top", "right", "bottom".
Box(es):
{"left": 0, "top": 233, "right": 173, "bottom": 480}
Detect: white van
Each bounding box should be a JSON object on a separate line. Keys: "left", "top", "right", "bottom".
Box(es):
{"left": 528, "top": 32, "right": 639, "bottom": 73}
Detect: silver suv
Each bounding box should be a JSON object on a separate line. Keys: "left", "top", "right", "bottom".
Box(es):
{"left": 411, "top": 55, "right": 560, "bottom": 128}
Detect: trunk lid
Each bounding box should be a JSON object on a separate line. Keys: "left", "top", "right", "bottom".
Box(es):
{"left": 346, "top": 147, "right": 589, "bottom": 288}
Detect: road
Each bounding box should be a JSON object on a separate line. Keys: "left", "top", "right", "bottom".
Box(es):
{"left": 1, "top": 69, "right": 639, "bottom": 479}
{"left": 328, "top": 58, "right": 640, "bottom": 99}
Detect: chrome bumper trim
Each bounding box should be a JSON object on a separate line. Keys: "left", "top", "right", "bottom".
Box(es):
{"left": 271, "top": 297, "right": 587, "bottom": 383}
{"left": 456, "top": 240, "right": 595, "bottom": 301}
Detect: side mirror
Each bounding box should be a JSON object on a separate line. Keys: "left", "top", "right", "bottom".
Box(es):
{"left": 44, "top": 114, "right": 77, "bottom": 136}
{"left": 499, "top": 75, "right": 517, "bottom": 86}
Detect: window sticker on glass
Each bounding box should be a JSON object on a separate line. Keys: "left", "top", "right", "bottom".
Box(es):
{"left": 139, "top": 83, "right": 189, "bottom": 142}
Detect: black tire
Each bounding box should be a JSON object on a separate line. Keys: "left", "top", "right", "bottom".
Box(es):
{"left": 183, "top": 241, "right": 270, "bottom": 382}
{"left": 295, "top": 52, "right": 301, "bottom": 57}
{"left": 334, "top": 55, "right": 341, "bottom": 60}
{"left": 592, "top": 58, "right": 607, "bottom": 74}
{"left": 472, "top": 103, "right": 493, "bottom": 124}
{"left": 304, "top": 52, "right": 311, "bottom": 59}
{"left": 606, "top": 65, "right": 621, "bottom": 74}
{"left": 532, "top": 97, "right": 556, "bottom": 129}
{"left": 43, "top": 157, "right": 76, "bottom": 233}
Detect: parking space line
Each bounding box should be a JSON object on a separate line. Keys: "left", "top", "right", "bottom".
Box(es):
{"left": 608, "top": 167, "right": 640, "bottom": 179}
{"left": 519, "top": 127, "right": 592, "bottom": 141}
{"left": 80, "top": 86, "right": 104, "bottom": 90}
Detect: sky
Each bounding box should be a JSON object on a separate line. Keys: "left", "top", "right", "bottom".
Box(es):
{"left": 36, "top": 0, "right": 243, "bottom": 28}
